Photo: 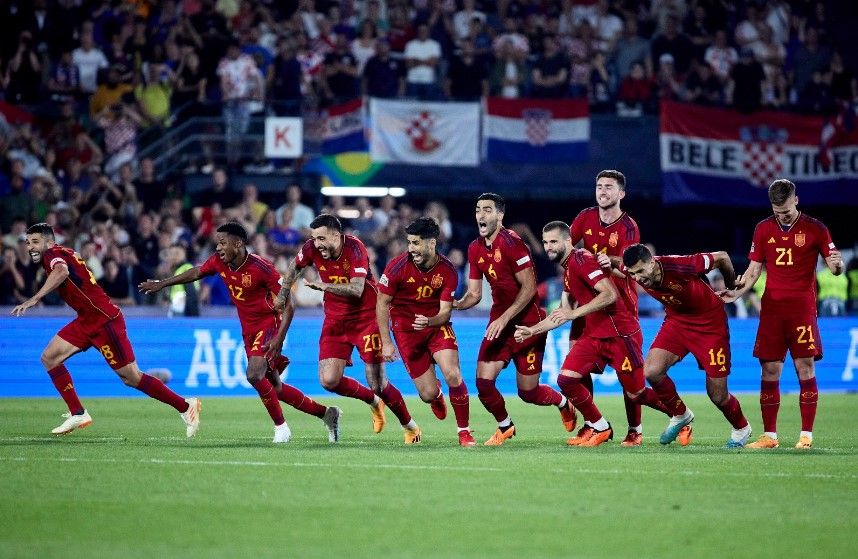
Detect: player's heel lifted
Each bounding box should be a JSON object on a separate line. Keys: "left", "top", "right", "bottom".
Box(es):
{"left": 181, "top": 398, "right": 201, "bottom": 438}
{"left": 660, "top": 410, "right": 694, "bottom": 445}
{"left": 52, "top": 410, "right": 93, "bottom": 436}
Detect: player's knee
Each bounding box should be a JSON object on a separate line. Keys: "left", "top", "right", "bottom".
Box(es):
{"left": 320, "top": 376, "right": 340, "bottom": 391}
{"left": 117, "top": 370, "right": 139, "bottom": 387}
{"left": 643, "top": 365, "right": 665, "bottom": 383}
{"left": 245, "top": 366, "right": 266, "bottom": 384}
{"left": 625, "top": 389, "right": 644, "bottom": 402}
{"left": 517, "top": 387, "right": 537, "bottom": 403}
{"left": 40, "top": 351, "right": 56, "bottom": 369}
{"left": 418, "top": 386, "right": 436, "bottom": 402}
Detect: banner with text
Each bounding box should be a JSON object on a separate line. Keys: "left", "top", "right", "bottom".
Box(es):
{"left": 369, "top": 98, "right": 480, "bottom": 166}
{"left": 2, "top": 317, "right": 857, "bottom": 397}
{"left": 660, "top": 101, "right": 858, "bottom": 206}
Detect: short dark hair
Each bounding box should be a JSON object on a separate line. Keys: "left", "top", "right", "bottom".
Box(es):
{"left": 309, "top": 213, "right": 343, "bottom": 232}
{"left": 477, "top": 192, "right": 505, "bottom": 213}
{"left": 405, "top": 217, "right": 441, "bottom": 239}
{"left": 622, "top": 243, "right": 653, "bottom": 267}
{"left": 596, "top": 169, "right": 626, "bottom": 190}
{"left": 27, "top": 222, "right": 55, "bottom": 238}
{"left": 768, "top": 179, "right": 796, "bottom": 205}
{"left": 542, "top": 220, "right": 570, "bottom": 236}
{"left": 216, "top": 221, "right": 248, "bottom": 243}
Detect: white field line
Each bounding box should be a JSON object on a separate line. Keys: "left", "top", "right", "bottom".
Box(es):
{"left": 1, "top": 455, "right": 856, "bottom": 480}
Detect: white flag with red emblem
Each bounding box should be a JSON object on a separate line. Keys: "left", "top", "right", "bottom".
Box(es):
{"left": 369, "top": 98, "right": 480, "bottom": 166}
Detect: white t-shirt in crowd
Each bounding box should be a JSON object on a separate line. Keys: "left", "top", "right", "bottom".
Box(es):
{"left": 72, "top": 47, "right": 109, "bottom": 93}
{"left": 404, "top": 38, "right": 441, "bottom": 84}
{"left": 217, "top": 54, "right": 257, "bottom": 100}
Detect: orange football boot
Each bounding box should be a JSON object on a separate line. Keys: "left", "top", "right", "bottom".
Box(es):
{"left": 581, "top": 425, "right": 613, "bottom": 447}
{"left": 559, "top": 401, "right": 577, "bottom": 432}
{"left": 567, "top": 425, "right": 594, "bottom": 446}
{"left": 484, "top": 425, "right": 516, "bottom": 446}
{"left": 371, "top": 400, "right": 386, "bottom": 433}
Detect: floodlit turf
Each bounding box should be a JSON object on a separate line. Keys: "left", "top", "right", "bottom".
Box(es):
{"left": 1, "top": 394, "right": 856, "bottom": 559}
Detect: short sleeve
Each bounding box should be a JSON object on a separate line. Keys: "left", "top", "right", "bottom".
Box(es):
{"left": 580, "top": 254, "right": 607, "bottom": 290}
{"left": 467, "top": 243, "right": 482, "bottom": 280}
{"left": 261, "top": 260, "right": 282, "bottom": 295}
{"left": 570, "top": 212, "right": 585, "bottom": 244}
{"left": 377, "top": 261, "right": 396, "bottom": 296}
{"left": 749, "top": 223, "right": 765, "bottom": 263}
{"left": 349, "top": 240, "right": 370, "bottom": 279}
{"left": 295, "top": 239, "right": 314, "bottom": 269}
{"left": 661, "top": 254, "right": 712, "bottom": 274}
{"left": 817, "top": 222, "right": 835, "bottom": 258}
{"left": 198, "top": 254, "right": 219, "bottom": 277}
{"left": 45, "top": 247, "right": 68, "bottom": 271}
{"left": 440, "top": 265, "right": 458, "bottom": 302}
{"left": 507, "top": 238, "right": 534, "bottom": 273}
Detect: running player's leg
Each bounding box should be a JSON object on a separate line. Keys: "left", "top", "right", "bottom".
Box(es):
{"left": 41, "top": 330, "right": 89, "bottom": 435}
{"left": 433, "top": 348, "right": 473, "bottom": 445}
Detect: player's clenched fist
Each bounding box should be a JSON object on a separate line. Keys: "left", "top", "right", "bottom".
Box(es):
{"left": 381, "top": 340, "right": 399, "bottom": 362}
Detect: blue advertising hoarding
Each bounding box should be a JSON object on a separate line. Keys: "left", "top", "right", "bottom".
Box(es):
{"left": 1, "top": 317, "right": 856, "bottom": 397}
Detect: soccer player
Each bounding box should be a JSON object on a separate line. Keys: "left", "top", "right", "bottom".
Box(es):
{"left": 621, "top": 244, "right": 752, "bottom": 447}
{"left": 275, "top": 214, "right": 420, "bottom": 444}
{"left": 455, "top": 194, "right": 575, "bottom": 446}
{"left": 569, "top": 169, "right": 644, "bottom": 446}
{"left": 11, "top": 223, "right": 201, "bottom": 437}
{"left": 515, "top": 222, "right": 669, "bottom": 447}
{"left": 140, "top": 222, "right": 340, "bottom": 443}
{"left": 721, "top": 179, "right": 843, "bottom": 449}
{"left": 376, "top": 217, "right": 475, "bottom": 447}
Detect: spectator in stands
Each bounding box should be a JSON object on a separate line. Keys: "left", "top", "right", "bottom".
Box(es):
{"left": 263, "top": 208, "right": 302, "bottom": 256}
{"left": 72, "top": 31, "right": 109, "bottom": 95}
{"left": 651, "top": 16, "right": 692, "bottom": 75}
{"left": 532, "top": 35, "right": 568, "bottom": 98}
{"left": 165, "top": 243, "right": 200, "bottom": 316}
{"left": 0, "top": 180, "right": 33, "bottom": 232}
{"left": 617, "top": 61, "right": 654, "bottom": 114}
{"left": 590, "top": 0, "right": 624, "bottom": 55}
{"left": 404, "top": 23, "right": 441, "bottom": 100}
{"left": 799, "top": 69, "right": 834, "bottom": 115}
{"left": 654, "top": 53, "right": 684, "bottom": 102}
{"left": 453, "top": 0, "right": 485, "bottom": 41}
{"left": 133, "top": 213, "right": 160, "bottom": 279}
{"left": 47, "top": 50, "right": 83, "bottom": 103}
{"left": 705, "top": 29, "right": 738, "bottom": 84}
{"left": 0, "top": 245, "right": 25, "bottom": 304}
{"left": 321, "top": 34, "right": 361, "bottom": 103}
{"left": 734, "top": 4, "right": 764, "bottom": 53}
{"left": 445, "top": 41, "right": 488, "bottom": 101}
{"left": 136, "top": 63, "right": 174, "bottom": 127}
{"left": 5, "top": 31, "right": 42, "bottom": 106}
{"left": 90, "top": 65, "right": 133, "bottom": 120}
{"left": 613, "top": 18, "right": 652, "bottom": 81}
{"left": 589, "top": 51, "right": 612, "bottom": 111}
{"left": 217, "top": 40, "right": 257, "bottom": 167}
{"left": 118, "top": 242, "right": 147, "bottom": 304}
{"left": 728, "top": 48, "right": 766, "bottom": 113}
{"left": 684, "top": 3, "right": 713, "bottom": 61}
{"left": 172, "top": 50, "right": 208, "bottom": 119}
{"left": 489, "top": 39, "right": 526, "bottom": 98}
{"left": 362, "top": 39, "right": 404, "bottom": 98}
{"left": 230, "top": 183, "right": 269, "bottom": 233}
{"left": 351, "top": 20, "right": 378, "bottom": 74}
{"left": 134, "top": 158, "right": 168, "bottom": 214}
{"left": 275, "top": 183, "right": 314, "bottom": 233}
{"left": 829, "top": 51, "right": 857, "bottom": 104}
{"left": 270, "top": 38, "right": 303, "bottom": 114}
{"left": 99, "top": 257, "right": 135, "bottom": 306}
{"left": 792, "top": 27, "right": 831, "bottom": 100}
{"left": 96, "top": 99, "right": 144, "bottom": 178}
{"left": 685, "top": 61, "right": 723, "bottom": 106}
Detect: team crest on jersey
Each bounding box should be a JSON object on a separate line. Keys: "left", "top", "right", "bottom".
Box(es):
{"left": 794, "top": 233, "right": 806, "bottom": 247}
{"left": 431, "top": 274, "right": 443, "bottom": 289}
{"left": 493, "top": 248, "right": 502, "bottom": 263}
{"left": 241, "top": 273, "right": 252, "bottom": 287}
{"left": 608, "top": 232, "right": 618, "bottom": 248}
{"left": 342, "top": 260, "right": 350, "bottom": 271}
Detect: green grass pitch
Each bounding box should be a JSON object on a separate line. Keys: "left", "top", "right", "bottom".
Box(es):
{"left": 2, "top": 393, "right": 856, "bottom": 559}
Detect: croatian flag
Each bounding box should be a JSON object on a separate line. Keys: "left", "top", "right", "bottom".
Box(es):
{"left": 320, "top": 98, "right": 366, "bottom": 155}
{"left": 484, "top": 98, "right": 589, "bottom": 163}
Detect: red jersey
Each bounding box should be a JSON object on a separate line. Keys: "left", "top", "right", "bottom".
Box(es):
{"left": 749, "top": 213, "right": 835, "bottom": 303}
{"left": 199, "top": 252, "right": 281, "bottom": 327}
{"left": 467, "top": 228, "right": 541, "bottom": 322}
{"left": 378, "top": 252, "right": 458, "bottom": 332}
{"left": 570, "top": 207, "right": 640, "bottom": 258}
{"left": 563, "top": 248, "right": 639, "bottom": 338}
{"left": 295, "top": 235, "right": 377, "bottom": 320}
{"left": 630, "top": 254, "right": 722, "bottom": 322}
{"left": 42, "top": 245, "right": 120, "bottom": 326}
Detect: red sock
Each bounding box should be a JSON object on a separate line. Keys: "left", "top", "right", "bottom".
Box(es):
{"left": 330, "top": 376, "right": 376, "bottom": 404}
{"left": 278, "top": 384, "right": 326, "bottom": 418}
{"left": 651, "top": 376, "right": 687, "bottom": 416}
{"left": 760, "top": 379, "right": 780, "bottom": 433}
{"left": 48, "top": 365, "right": 85, "bottom": 415}
{"left": 630, "top": 387, "right": 671, "bottom": 416}
{"left": 251, "top": 377, "right": 285, "bottom": 425}
{"left": 136, "top": 373, "right": 189, "bottom": 412}
{"left": 557, "top": 375, "right": 603, "bottom": 423}
{"left": 380, "top": 382, "right": 412, "bottom": 425}
{"left": 476, "top": 378, "right": 508, "bottom": 422}
{"left": 717, "top": 394, "right": 749, "bottom": 429}
{"left": 448, "top": 382, "right": 470, "bottom": 429}
{"left": 798, "top": 377, "right": 818, "bottom": 432}
{"left": 518, "top": 385, "right": 563, "bottom": 406}
{"left": 623, "top": 393, "right": 642, "bottom": 427}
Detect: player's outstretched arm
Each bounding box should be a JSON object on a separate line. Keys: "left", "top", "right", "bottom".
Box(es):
{"left": 720, "top": 260, "right": 762, "bottom": 303}
{"left": 375, "top": 292, "right": 398, "bottom": 362}
{"left": 11, "top": 262, "right": 69, "bottom": 316}
{"left": 712, "top": 251, "right": 736, "bottom": 289}
{"left": 825, "top": 249, "right": 844, "bottom": 275}
{"left": 454, "top": 278, "right": 482, "bottom": 311}
{"left": 305, "top": 276, "right": 365, "bottom": 298}
{"left": 138, "top": 266, "right": 202, "bottom": 294}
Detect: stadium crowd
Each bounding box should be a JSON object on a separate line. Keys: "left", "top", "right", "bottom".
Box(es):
{"left": 0, "top": 0, "right": 856, "bottom": 315}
